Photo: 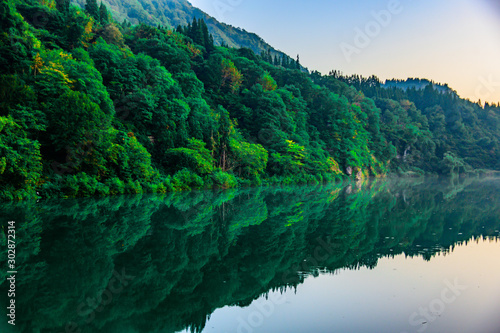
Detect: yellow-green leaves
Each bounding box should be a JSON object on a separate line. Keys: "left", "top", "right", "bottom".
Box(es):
{"left": 221, "top": 58, "right": 243, "bottom": 93}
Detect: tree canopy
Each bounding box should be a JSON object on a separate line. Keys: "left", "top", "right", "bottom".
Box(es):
{"left": 0, "top": 0, "right": 499, "bottom": 200}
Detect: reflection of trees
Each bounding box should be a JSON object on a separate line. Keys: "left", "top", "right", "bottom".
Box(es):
{"left": 0, "top": 178, "right": 499, "bottom": 332}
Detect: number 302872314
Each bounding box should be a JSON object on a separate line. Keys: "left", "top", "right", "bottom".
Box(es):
{"left": 7, "top": 221, "right": 16, "bottom": 268}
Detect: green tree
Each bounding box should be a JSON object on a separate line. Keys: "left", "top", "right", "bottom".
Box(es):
{"left": 0, "top": 116, "right": 42, "bottom": 200}
{"left": 85, "top": 0, "right": 99, "bottom": 20}
{"left": 55, "top": 0, "right": 70, "bottom": 14}
{"left": 99, "top": 3, "right": 109, "bottom": 25}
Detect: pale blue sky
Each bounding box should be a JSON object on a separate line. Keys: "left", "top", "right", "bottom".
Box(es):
{"left": 189, "top": 0, "right": 500, "bottom": 103}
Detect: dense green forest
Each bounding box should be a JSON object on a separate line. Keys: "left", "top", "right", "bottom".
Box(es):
{"left": 1, "top": 178, "right": 499, "bottom": 332}
{"left": 1, "top": 0, "right": 499, "bottom": 200}
{"left": 70, "top": 0, "right": 292, "bottom": 61}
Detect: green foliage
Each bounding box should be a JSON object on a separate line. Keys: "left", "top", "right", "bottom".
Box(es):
{"left": 106, "top": 176, "right": 125, "bottom": 195}
{"left": 440, "top": 152, "right": 472, "bottom": 175}
{"left": 172, "top": 168, "right": 204, "bottom": 190}
{"left": 0, "top": 116, "right": 42, "bottom": 200}
{"left": 72, "top": 0, "right": 290, "bottom": 60}
{"left": 210, "top": 169, "right": 238, "bottom": 189}
{"left": 260, "top": 71, "right": 277, "bottom": 91}
{"left": 165, "top": 138, "right": 214, "bottom": 175}
{"left": 1, "top": 179, "right": 499, "bottom": 331}
{"left": 84, "top": 0, "right": 98, "bottom": 20}
{"left": 221, "top": 58, "right": 242, "bottom": 93}
{"left": 328, "top": 72, "right": 500, "bottom": 173}
{"left": 229, "top": 136, "right": 268, "bottom": 181}
{"left": 99, "top": 2, "right": 109, "bottom": 24}
{"left": 0, "top": 0, "right": 498, "bottom": 200}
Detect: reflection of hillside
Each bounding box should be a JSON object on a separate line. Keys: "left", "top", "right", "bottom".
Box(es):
{"left": 0, "top": 178, "right": 499, "bottom": 333}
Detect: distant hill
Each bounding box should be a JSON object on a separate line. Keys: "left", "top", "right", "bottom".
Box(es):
{"left": 382, "top": 78, "right": 457, "bottom": 95}
{"left": 72, "top": 0, "right": 291, "bottom": 60}
{"left": 3, "top": 0, "right": 499, "bottom": 201}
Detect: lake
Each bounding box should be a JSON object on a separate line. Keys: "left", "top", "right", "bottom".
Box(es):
{"left": 1, "top": 177, "right": 499, "bottom": 333}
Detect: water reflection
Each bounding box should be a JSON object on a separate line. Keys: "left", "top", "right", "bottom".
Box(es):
{"left": 0, "top": 177, "right": 499, "bottom": 333}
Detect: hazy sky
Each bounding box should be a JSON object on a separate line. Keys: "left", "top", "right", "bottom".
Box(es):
{"left": 189, "top": 0, "right": 500, "bottom": 103}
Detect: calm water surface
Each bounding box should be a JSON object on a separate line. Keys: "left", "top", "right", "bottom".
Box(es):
{"left": 1, "top": 177, "right": 499, "bottom": 333}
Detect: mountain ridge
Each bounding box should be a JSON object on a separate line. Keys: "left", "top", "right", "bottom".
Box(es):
{"left": 382, "top": 78, "right": 457, "bottom": 95}
{"left": 1, "top": 0, "right": 499, "bottom": 201}
{"left": 72, "top": 0, "right": 292, "bottom": 61}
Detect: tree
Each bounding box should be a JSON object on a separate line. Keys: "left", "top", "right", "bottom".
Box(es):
{"left": 55, "top": 0, "right": 70, "bottom": 13}
{"left": 199, "top": 19, "right": 214, "bottom": 53}
{"left": 0, "top": 116, "right": 42, "bottom": 200}
{"left": 100, "top": 24, "right": 124, "bottom": 46}
{"left": 273, "top": 55, "right": 279, "bottom": 66}
{"left": 221, "top": 58, "right": 243, "bottom": 93}
{"left": 99, "top": 2, "right": 109, "bottom": 24}
{"left": 85, "top": 0, "right": 99, "bottom": 20}
{"left": 165, "top": 138, "right": 215, "bottom": 175}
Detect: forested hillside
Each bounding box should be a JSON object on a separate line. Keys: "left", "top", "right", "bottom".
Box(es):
{"left": 382, "top": 78, "right": 455, "bottom": 94}
{"left": 71, "top": 0, "right": 292, "bottom": 62}
{"left": 323, "top": 71, "right": 500, "bottom": 172}
{"left": 1, "top": 0, "right": 499, "bottom": 200}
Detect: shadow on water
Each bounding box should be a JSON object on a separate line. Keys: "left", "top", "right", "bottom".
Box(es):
{"left": 1, "top": 177, "right": 499, "bottom": 333}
